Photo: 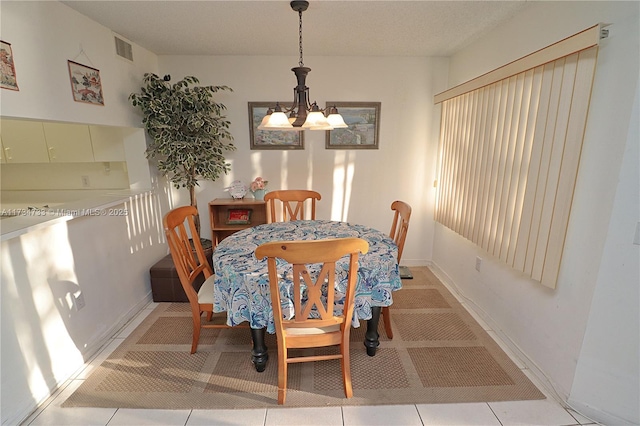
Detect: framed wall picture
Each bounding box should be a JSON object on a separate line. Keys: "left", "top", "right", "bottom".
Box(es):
{"left": 0, "top": 41, "right": 19, "bottom": 91}
{"left": 325, "top": 102, "right": 381, "bottom": 149}
{"left": 248, "top": 102, "right": 304, "bottom": 150}
{"left": 67, "top": 60, "right": 104, "bottom": 105}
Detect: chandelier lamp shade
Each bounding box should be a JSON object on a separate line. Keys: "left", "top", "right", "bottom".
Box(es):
{"left": 258, "top": 1, "right": 348, "bottom": 131}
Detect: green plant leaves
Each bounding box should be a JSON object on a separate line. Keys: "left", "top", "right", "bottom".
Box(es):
{"left": 129, "top": 73, "right": 236, "bottom": 196}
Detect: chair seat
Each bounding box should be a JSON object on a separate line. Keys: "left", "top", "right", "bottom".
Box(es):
{"left": 197, "top": 275, "right": 216, "bottom": 305}
{"left": 285, "top": 324, "right": 340, "bottom": 335}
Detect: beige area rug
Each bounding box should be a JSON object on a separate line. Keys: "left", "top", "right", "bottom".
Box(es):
{"left": 63, "top": 267, "right": 544, "bottom": 409}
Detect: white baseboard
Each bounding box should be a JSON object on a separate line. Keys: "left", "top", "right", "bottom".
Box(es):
{"left": 568, "top": 399, "right": 635, "bottom": 426}
{"left": 427, "top": 261, "right": 625, "bottom": 426}
{"left": 426, "top": 262, "right": 567, "bottom": 401}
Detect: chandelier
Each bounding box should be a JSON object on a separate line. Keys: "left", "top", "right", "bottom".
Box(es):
{"left": 258, "top": 0, "right": 347, "bottom": 131}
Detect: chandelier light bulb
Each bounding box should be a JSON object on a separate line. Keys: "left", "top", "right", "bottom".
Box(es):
{"left": 302, "top": 111, "right": 332, "bottom": 129}
{"left": 262, "top": 111, "right": 294, "bottom": 129}
{"left": 327, "top": 106, "right": 348, "bottom": 128}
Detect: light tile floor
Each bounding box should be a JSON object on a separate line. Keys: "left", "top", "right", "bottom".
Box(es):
{"left": 22, "top": 302, "right": 601, "bottom": 426}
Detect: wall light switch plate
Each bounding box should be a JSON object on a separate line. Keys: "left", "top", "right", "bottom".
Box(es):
{"left": 634, "top": 221, "right": 640, "bottom": 246}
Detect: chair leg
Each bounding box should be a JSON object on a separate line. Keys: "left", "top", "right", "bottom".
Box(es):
{"left": 277, "top": 352, "right": 287, "bottom": 404}
{"left": 191, "top": 314, "right": 201, "bottom": 354}
{"left": 205, "top": 310, "right": 213, "bottom": 321}
{"left": 382, "top": 306, "right": 394, "bottom": 339}
{"left": 341, "top": 342, "right": 353, "bottom": 398}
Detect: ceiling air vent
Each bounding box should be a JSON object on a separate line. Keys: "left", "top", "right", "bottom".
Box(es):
{"left": 114, "top": 36, "right": 133, "bottom": 61}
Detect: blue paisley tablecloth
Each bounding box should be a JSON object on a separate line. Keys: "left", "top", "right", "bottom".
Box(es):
{"left": 212, "top": 220, "right": 402, "bottom": 333}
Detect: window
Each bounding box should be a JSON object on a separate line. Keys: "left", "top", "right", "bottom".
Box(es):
{"left": 434, "top": 25, "right": 603, "bottom": 288}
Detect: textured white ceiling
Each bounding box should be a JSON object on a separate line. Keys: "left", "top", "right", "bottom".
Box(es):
{"left": 61, "top": 0, "right": 529, "bottom": 57}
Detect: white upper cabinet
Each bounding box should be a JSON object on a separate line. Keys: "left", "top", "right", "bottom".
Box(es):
{"left": 0, "top": 119, "right": 50, "bottom": 163}
{"left": 0, "top": 119, "right": 129, "bottom": 164}
{"left": 42, "top": 122, "right": 95, "bottom": 163}
{"left": 89, "top": 125, "right": 126, "bottom": 162}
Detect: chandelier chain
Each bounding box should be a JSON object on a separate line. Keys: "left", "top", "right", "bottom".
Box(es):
{"left": 298, "top": 9, "right": 304, "bottom": 67}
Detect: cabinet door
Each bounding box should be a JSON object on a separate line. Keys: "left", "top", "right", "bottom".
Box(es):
{"left": 43, "top": 122, "right": 95, "bottom": 162}
{"left": 89, "top": 125, "right": 126, "bottom": 161}
{"left": 0, "top": 119, "right": 50, "bottom": 163}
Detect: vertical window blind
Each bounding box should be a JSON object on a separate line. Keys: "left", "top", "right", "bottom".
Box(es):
{"left": 434, "top": 25, "right": 603, "bottom": 288}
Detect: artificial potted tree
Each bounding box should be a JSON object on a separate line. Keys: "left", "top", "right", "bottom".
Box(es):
{"left": 129, "top": 73, "right": 236, "bottom": 249}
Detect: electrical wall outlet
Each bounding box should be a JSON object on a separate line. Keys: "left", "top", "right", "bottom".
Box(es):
{"left": 73, "top": 292, "right": 86, "bottom": 311}
{"left": 475, "top": 256, "right": 482, "bottom": 272}
{"left": 81, "top": 175, "right": 90, "bottom": 188}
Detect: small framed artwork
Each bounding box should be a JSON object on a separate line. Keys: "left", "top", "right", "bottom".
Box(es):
{"left": 325, "top": 102, "right": 381, "bottom": 149}
{"left": 0, "top": 41, "right": 19, "bottom": 91}
{"left": 248, "top": 102, "right": 304, "bottom": 150}
{"left": 67, "top": 60, "right": 104, "bottom": 105}
{"left": 227, "top": 208, "right": 252, "bottom": 225}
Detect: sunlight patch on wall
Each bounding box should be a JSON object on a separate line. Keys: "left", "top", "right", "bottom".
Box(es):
{"left": 330, "top": 151, "right": 355, "bottom": 222}
{"left": 251, "top": 153, "right": 265, "bottom": 185}
{"left": 8, "top": 223, "right": 84, "bottom": 405}
{"left": 279, "top": 151, "right": 290, "bottom": 189}
{"left": 125, "top": 192, "right": 164, "bottom": 253}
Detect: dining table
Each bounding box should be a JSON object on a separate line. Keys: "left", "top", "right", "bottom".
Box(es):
{"left": 211, "top": 219, "right": 402, "bottom": 372}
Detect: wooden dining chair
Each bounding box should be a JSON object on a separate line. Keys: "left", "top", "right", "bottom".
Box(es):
{"left": 255, "top": 237, "right": 369, "bottom": 404}
{"left": 163, "top": 206, "right": 238, "bottom": 354}
{"left": 264, "top": 189, "right": 321, "bottom": 223}
{"left": 381, "top": 200, "right": 412, "bottom": 339}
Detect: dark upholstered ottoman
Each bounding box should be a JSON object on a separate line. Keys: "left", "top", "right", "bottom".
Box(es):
{"left": 149, "top": 250, "right": 212, "bottom": 302}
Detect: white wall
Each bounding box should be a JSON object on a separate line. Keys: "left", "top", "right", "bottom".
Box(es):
{"left": 569, "top": 77, "right": 640, "bottom": 425}
{"left": 158, "top": 55, "right": 448, "bottom": 266}
{"left": 1, "top": 194, "right": 167, "bottom": 424}
{"left": 0, "top": 3, "right": 167, "bottom": 424}
{"left": 432, "top": 2, "right": 639, "bottom": 425}
{"left": 0, "top": 1, "right": 157, "bottom": 127}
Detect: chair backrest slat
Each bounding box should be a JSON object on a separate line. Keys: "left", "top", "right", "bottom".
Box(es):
{"left": 389, "top": 200, "right": 412, "bottom": 263}
{"left": 163, "top": 206, "right": 212, "bottom": 303}
{"left": 264, "top": 189, "right": 321, "bottom": 223}
{"left": 256, "top": 238, "right": 368, "bottom": 329}
{"left": 293, "top": 263, "right": 336, "bottom": 321}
